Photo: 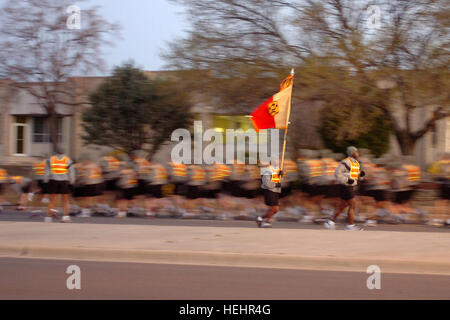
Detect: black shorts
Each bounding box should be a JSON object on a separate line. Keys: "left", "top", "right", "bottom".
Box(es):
{"left": 304, "top": 184, "right": 322, "bottom": 196}
{"left": 49, "top": 180, "right": 70, "bottom": 195}
{"left": 302, "top": 183, "right": 312, "bottom": 194}
{"left": 368, "top": 190, "right": 388, "bottom": 202}
{"left": 263, "top": 189, "right": 279, "bottom": 207}
{"left": 281, "top": 183, "right": 293, "bottom": 197}
{"left": 72, "top": 186, "right": 85, "bottom": 198}
{"left": 21, "top": 184, "right": 31, "bottom": 194}
{"left": 83, "top": 184, "right": 103, "bottom": 197}
{"left": 150, "top": 185, "right": 164, "bottom": 199}
{"left": 175, "top": 182, "right": 188, "bottom": 196}
{"left": 358, "top": 183, "right": 370, "bottom": 197}
{"left": 187, "top": 185, "right": 200, "bottom": 199}
{"left": 117, "top": 188, "right": 137, "bottom": 201}
{"left": 105, "top": 179, "right": 118, "bottom": 191}
{"left": 231, "top": 181, "right": 244, "bottom": 197}
{"left": 440, "top": 182, "right": 450, "bottom": 200}
{"left": 202, "top": 189, "right": 220, "bottom": 199}
{"left": 339, "top": 185, "right": 357, "bottom": 201}
{"left": 37, "top": 181, "right": 49, "bottom": 194}
{"left": 244, "top": 189, "right": 258, "bottom": 199}
{"left": 136, "top": 180, "right": 151, "bottom": 196}
{"left": 394, "top": 190, "right": 415, "bottom": 204}
{"left": 324, "top": 185, "right": 339, "bottom": 198}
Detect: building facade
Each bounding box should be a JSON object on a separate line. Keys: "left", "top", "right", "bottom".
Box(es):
{"left": 0, "top": 74, "right": 448, "bottom": 170}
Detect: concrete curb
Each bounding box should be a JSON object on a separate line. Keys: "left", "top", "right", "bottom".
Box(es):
{"left": 0, "top": 244, "right": 449, "bottom": 275}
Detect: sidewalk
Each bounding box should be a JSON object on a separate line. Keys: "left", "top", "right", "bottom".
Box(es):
{"left": 0, "top": 221, "right": 449, "bottom": 275}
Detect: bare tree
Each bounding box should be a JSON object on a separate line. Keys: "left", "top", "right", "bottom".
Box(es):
{"left": 0, "top": 0, "right": 120, "bottom": 152}
{"left": 165, "top": 0, "right": 449, "bottom": 155}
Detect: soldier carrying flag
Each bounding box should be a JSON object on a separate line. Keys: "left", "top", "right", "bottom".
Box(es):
{"left": 251, "top": 70, "right": 295, "bottom": 228}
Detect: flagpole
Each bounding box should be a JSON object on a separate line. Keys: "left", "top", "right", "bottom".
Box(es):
{"left": 280, "top": 68, "right": 295, "bottom": 177}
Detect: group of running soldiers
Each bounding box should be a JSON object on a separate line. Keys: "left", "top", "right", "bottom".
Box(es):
{"left": 0, "top": 147, "right": 448, "bottom": 228}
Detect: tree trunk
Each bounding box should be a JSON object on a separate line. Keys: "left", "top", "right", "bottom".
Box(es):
{"left": 47, "top": 111, "right": 59, "bottom": 153}
{"left": 395, "top": 131, "right": 417, "bottom": 156}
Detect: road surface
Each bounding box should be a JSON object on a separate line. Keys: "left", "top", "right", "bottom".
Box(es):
{"left": 0, "top": 257, "right": 449, "bottom": 300}
{"left": 0, "top": 209, "right": 448, "bottom": 233}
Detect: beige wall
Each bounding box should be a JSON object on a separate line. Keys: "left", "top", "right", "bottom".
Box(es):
{"left": 386, "top": 105, "right": 449, "bottom": 168}
{"left": 1, "top": 75, "right": 448, "bottom": 168}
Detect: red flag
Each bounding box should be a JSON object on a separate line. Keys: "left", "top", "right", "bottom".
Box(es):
{"left": 250, "top": 74, "right": 294, "bottom": 132}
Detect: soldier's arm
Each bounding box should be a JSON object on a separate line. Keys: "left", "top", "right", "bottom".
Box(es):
{"left": 335, "top": 161, "right": 350, "bottom": 185}
{"left": 68, "top": 159, "right": 76, "bottom": 184}
{"left": 44, "top": 159, "right": 50, "bottom": 183}
{"left": 261, "top": 173, "right": 276, "bottom": 189}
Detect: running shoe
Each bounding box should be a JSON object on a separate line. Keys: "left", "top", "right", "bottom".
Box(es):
{"left": 62, "top": 216, "right": 72, "bottom": 223}
{"left": 44, "top": 217, "right": 53, "bottom": 223}
{"left": 256, "top": 216, "right": 263, "bottom": 227}
{"left": 79, "top": 210, "right": 91, "bottom": 218}
{"left": 324, "top": 220, "right": 336, "bottom": 230}
{"left": 345, "top": 224, "right": 363, "bottom": 231}
{"left": 48, "top": 209, "right": 59, "bottom": 219}
{"left": 364, "top": 220, "right": 377, "bottom": 227}
{"left": 260, "top": 221, "right": 272, "bottom": 228}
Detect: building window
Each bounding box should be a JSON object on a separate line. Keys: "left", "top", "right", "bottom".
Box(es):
{"left": 32, "top": 117, "right": 63, "bottom": 143}
{"left": 15, "top": 116, "right": 26, "bottom": 124}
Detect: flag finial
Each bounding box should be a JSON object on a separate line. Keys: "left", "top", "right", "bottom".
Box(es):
{"left": 290, "top": 68, "right": 295, "bottom": 76}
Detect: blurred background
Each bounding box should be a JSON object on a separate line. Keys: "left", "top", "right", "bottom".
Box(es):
{"left": 0, "top": 0, "right": 448, "bottom": 221}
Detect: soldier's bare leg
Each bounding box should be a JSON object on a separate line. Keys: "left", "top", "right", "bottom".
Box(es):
{"left": 63, "top": 194, "right": 70, "bottom": 216}
{"left": 347, "top": 198, "right": 356, "bottom": 225}
{"left": 332, "top": 200, "right": 349, "bottom": 223}
{"left": 47, "top": 194, "right": 58, "bottom": 217}
{"left": 262, "top": 205, "right": 279, "bottom": 223}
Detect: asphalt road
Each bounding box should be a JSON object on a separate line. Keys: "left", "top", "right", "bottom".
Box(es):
{"left": 0, "top": 209, "right": 449, "bottom": 233}
{"left": 0, "top": 257, "right": 449, "bottom": 300}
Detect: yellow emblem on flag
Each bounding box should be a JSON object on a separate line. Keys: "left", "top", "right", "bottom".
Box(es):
{"left": 268, "top": 101, "right": 279, "bottom": 116}
{"left": 279, "top": 75, "right": 294, "bottom": 91}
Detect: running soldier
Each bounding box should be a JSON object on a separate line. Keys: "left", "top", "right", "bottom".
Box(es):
{"left": 229, "top": 161, "right": 246, "bottom": 197}
{"left": 319, "top": 157, "right": 340, "bottom": 217}
{"left": 364, "top": 161, "right": 393, "bottom": 226}
{"left": 298, "top": 158, "right": 324, "bottom": 215}
{"left": 116, "top": 162, "right": 139, "bottom": 218}
{"left": 185, "top": 164, "right": 207, "bottom": 214}
{"left": 143, "top": 162, "right": 169, "bottom": 217}
{"left": 99, "top": 154, "right": 120, "bottom": 191}
{"left": 281, "top": 159, "right": 298, "bottom": 197}
{"left": 31, "top": 156, "right": 49, "bottom": 204}
{"left": 166, "top": 161, "right": 189, "bottom": 214}
{"left": 10, "top": 176, "right": 32, "bottom": 211}
{"left": 390, "top": 163, "right": 422, "bottom": 217}
{"left": 79, "top": 156, "right": 104, "bottom": 218}
{"left": 44, "top": 149, "right": 76, "bottom": 223}
{"left": 202, "top": 163, "right": 228, "bottom": 214}
{"left": 241, "top": 164, "right": 261, "bottom": 199}
{"left": 256, "top": 161, "right": 282, "bottom": 228}
{"left": 130, "top": 150, "right": 154, "bottom": 217}
{"left": 324, "top": 146, "right": 366, "bottom": 231}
